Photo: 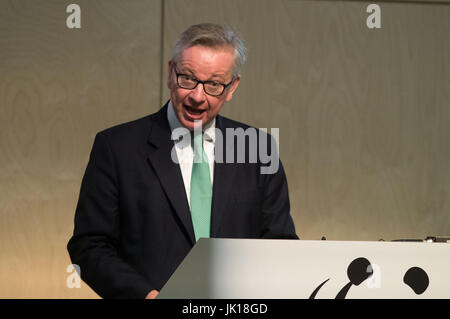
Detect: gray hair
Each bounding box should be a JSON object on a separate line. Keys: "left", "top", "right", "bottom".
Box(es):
{"left": 172, "top": 23, "right": 247, "bottom": 78}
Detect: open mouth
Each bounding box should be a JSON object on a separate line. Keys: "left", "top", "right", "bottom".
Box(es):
{"left": 184, "top": 104, "right": 206, "bottom": 118}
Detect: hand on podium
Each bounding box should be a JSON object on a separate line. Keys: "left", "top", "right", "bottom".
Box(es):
{"left": 145, "top": 289, "right": 159, "bottom": 299}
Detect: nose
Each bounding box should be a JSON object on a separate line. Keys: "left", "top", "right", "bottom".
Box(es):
{"left": 188, "top": 83, "right": 207, "bottom": 103}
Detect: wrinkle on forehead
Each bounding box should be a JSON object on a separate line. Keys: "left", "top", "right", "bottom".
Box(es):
{"left": 178, "top": 45, "right": 235, "bottom": 81}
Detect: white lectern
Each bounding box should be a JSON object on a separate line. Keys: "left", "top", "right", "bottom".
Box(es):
{"left": 158, "top": 238, "right": 450, "bottom": 299}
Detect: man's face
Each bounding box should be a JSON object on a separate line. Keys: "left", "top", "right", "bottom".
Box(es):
{"left": 167, "top": 45, "right": 240, "bottom": 131}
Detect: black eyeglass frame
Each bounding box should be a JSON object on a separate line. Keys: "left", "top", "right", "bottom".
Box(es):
{"left": 172, "top": 62, "right": 235, "bottom": 97}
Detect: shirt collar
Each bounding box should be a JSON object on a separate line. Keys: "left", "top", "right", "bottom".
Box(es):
{"left": 167, "top": 100, "right": 216, "bottom": 143}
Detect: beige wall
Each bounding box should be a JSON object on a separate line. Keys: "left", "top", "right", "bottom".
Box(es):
{"left": 0, "top": 0, "right": 448, "bottom": 298}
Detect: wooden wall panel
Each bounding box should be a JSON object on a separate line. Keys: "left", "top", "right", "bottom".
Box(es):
{"left": 163, "top": 0, "right": 450, "bottom": 241}
{"left": 0, "top": 0, "right": 449, "bottom": 298}
{"left": 0, "top": 0, "right": 162, "bottom": 298}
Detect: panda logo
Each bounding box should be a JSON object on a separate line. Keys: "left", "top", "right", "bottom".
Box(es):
{"left": 309, "top": 257, "right": 430, "bottom": 299}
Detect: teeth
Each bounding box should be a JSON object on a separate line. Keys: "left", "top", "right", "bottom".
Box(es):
{"left": 185, "top": 105, "right": 203, "bottom": 114}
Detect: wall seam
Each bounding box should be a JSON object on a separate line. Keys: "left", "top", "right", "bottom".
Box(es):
{"left": 159, "top": 0, "right": 166, "bottom": 106}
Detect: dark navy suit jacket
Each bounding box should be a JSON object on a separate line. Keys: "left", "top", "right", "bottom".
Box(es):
{"left": 67, "top": 103, "right": 298, "bottom": 298}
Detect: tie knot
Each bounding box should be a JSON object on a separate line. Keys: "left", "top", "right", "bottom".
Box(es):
{"left": 191, "top": 131, "right": 207, "bottom": 163}
{"left": 191, "top": 130, "right": 203, "bottom": 144}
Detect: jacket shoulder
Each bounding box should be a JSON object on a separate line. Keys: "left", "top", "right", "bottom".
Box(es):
{"left": 218, "top": 115, "right": 274, "bottom": 140}
{"left": 95, "top": 106, "right": 166, "bottom": 145}
{"left": 218, "top": 115, "right": 253, "bottom": 130}
{"left": 99, "top": 115, "right": 152, "bottom": 138}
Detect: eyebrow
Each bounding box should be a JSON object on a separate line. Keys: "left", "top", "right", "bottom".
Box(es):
{"left": 177, "top": 65, "right": 228, "bottom": 82}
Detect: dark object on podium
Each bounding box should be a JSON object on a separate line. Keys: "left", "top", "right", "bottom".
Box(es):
{"left": 391, "top": 236, "right": 450, "bottom": 243}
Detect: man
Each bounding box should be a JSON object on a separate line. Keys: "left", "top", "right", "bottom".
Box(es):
{"left": 67, "top": 23, "right": 298, "bottom": 299}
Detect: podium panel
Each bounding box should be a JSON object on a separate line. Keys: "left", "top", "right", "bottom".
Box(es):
{"left": 158, "top": 238, "right": 450, "bottom": 299}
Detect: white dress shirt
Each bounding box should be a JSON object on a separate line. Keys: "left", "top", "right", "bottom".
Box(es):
{"left": 167, "top": 101, "right": 215, "bottom": 208}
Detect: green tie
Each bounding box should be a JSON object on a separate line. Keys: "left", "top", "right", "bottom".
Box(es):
{"left": 190, "top": 132, "right": 212, "bottom": 241}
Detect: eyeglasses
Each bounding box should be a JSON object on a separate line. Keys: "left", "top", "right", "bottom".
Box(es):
{"left": 172, "top": 63, "right": 235, "bottom": 97}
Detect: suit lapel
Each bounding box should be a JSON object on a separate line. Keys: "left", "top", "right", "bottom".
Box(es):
{"left": 210, "top": 115, "right": 237, "bottom": 236}
{"left": 146, "top": 104, "right": 196, "bottom": 245}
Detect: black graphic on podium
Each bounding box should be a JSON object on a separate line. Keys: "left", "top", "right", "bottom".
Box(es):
{"left": 309, "top": 257, "right": 430, "bottom": 298}
{"left": 309, "top": 278, "right": 330, "bottom": 299}
{"left": 403, "top": 267, "right": 429, "bottom": 295}
{"left": 336, "top": 257, "right": 373, "bottom": 299}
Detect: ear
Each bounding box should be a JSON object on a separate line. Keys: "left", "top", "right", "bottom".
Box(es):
{"left": 224, "top": 75, "right": 241, "bottom": 102}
